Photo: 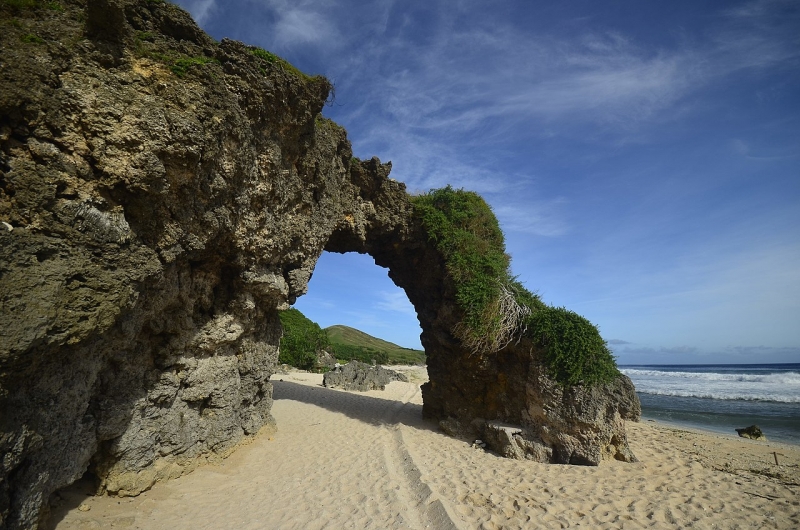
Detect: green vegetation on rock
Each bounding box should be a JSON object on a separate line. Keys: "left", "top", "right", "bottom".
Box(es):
{"left": 278, "top": 308, "right": 330, "bottom": 371}
{"left": 1, "top": 0, "right": 61, "bottom": 10}
{"left": 131, "top": 29, "right": 217, "bottom": 79}
{"left": 170, "top": 56, "right": 217, "bottom": 77}
{"left": 251, "top": 46, "right": 314, "bottom": 80}
{"left": 410, "top": 186, "right": 530, "bottom": 353}
{"left": 326, "top": 325, "right": 425, "bottom": 365}
{"left": 411, "top": 186, "right": 619, "bottom": 386}
{"left": 1, "top": 0, "right": 39, "bottom": 9}
{"left": 19, "top": 33, "right": 44, "bottom": 44}
{"left": 527, "top": 306, "right": 620, "bottom": 386}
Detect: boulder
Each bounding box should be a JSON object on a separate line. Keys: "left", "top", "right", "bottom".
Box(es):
{"left": 315, "top": 350, "right": 337, "bottom": 371}
{"left": 736, "top": 425, "right": 767, "bottom": 441}
{"left": 323, "top": 361, "right": 408, "bottom": 391}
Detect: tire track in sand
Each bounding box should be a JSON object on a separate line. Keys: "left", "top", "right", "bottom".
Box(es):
{"left": 379, "top": 383, "right": 463, "bottom": 530}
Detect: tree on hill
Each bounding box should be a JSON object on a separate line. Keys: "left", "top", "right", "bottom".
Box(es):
{"left": 278, "top": 308, "right": 330, "bottom": 370}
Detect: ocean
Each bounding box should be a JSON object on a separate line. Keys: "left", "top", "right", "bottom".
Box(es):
{"left": 619, "top": 364, "right": 800, "bottom": 445}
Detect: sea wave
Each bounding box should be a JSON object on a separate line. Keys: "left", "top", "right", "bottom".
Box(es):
{"left": 621, "top": 369, "right": 800, "bottom": 385}
{"left": 633, "top": 388, "right": 800, "bottom": 403}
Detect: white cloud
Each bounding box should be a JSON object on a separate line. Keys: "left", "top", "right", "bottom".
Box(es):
{"left": 374, "top": 290, "right": 416, "bottom": 316}
{"left": 616, "top": 345, "right": 699, "bottom": 356}
{"left": 493, "top": 201, "right": 569, "bottom": 238}
{"left": 274, "top": 7, "right": 336, "bottom": 46}
{"left": 326, "top": 0, "right": 799, "bottom": 148}
{"left": 178, "top": 0, "right": 218, "bottom": 25}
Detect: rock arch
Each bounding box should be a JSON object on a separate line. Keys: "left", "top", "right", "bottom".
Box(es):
{"left": 0, "top": 2, "right": 637, "bottom": 528}
{"left": 325, "top": 158, "right": 640, "bottom": 466}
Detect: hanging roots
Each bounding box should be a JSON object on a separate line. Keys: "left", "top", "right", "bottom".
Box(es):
{"left": 455, "top": 282, "right": 532, "bottom": 355}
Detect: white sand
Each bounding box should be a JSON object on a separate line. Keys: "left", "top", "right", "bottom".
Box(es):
{"left": 51, "top": 367, "right": 800, "bottom": 529}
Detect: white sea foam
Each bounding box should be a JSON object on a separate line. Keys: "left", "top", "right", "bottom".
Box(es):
{"left": 622, "top": 369, "right": 800, "bottom": 385}
{"left": 621, "top": 368, "right": 800, "bottom": 403}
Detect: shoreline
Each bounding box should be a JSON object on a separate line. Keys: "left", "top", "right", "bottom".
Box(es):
{"left": 622, "top": 363, "right": 800, "bottom": 446}
{"left": 639, "top": 414, "right": 800, "bottom": 448}
{"left": 50, "top": 368, "right": 800, "bottom": 529}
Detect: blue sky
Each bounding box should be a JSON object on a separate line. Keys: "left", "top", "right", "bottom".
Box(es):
{"left": 175, "top": 0, "right": 800, "bottom": 364}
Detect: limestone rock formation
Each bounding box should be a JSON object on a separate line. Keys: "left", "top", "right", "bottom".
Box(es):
{"left": 0, "top": 2, "right": 639, "bottom": 528}
{"left": 0, "top": 1, "right": 404, "bottom": 527}
{"left": 315, "top": 349, "right": 337, "bottom": 371}
{"left": 323, "top": 361, "right": 408, "bottom": 391}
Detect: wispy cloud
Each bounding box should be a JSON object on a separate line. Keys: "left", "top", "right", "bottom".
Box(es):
{"left": 716, "top": 0, "right": 800, "bottom": 70}
{"left": 615, "top": 345, "right": 699, "bottom": 356}
{"left": 374, "top": 290, "right": 416, "bottom": 316}
{"left": 259, "top": 0, "right": 340, "bottom": 47}
{"left": 178, "top": 0, "right": 218, "bottom": 25}
{"left": 330, "top": 0, "right": 799, "bottom": 140}
{"left": 493, "top": 200, "right": 569, "bottom": 237}
{"left": 725, "top": 345, "right": 800, "bottom": 356}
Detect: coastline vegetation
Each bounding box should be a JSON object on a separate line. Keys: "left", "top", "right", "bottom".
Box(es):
{"left": 411, "top": 186, "right": 619, "bottom": 386}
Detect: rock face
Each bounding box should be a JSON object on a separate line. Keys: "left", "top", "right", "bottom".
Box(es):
{"left": 315, "top": 350, "right": 337, "bottom": 371}
{"left": 0, "top": 2, "right": 639, "bottom": 528}
{"left": 323, "top": 361, "right": 408, "bottom": 391}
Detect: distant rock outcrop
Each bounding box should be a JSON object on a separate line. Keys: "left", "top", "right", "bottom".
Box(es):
{"left": 736, "top": 425, "right": 767, "bottom": 441}
{"left": 323, "top": 361, "right": 408, "bottom": 391}
{"left": 0, "top": 1, "right": 639, "bottom": 528}
{"left": 315, "top": 350, "right": 337, "bottom": 371}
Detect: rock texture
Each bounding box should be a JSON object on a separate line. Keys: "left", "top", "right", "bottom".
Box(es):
{"left": 736, "top": 425, "right": 767, "bottom": 441}
{"left": 323, "top": 361, "right": 408, "bottom": 391}
{"left": 0, "top": 1, "right": 405, "bottom": 527}
{"left": 0, "top": 2, "right": 639, "bottom": 529}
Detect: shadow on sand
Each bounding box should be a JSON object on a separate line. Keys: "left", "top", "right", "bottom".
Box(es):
{"left": 271, "top": 378, "right": 440, "bottom": 433}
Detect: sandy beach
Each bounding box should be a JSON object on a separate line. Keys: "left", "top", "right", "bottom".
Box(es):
{"left": 49, "top": 367, "right": 800, "bottom": 529}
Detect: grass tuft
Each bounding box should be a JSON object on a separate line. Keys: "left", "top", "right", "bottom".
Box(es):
{"left": 250, "top": 46, "right": 315, "bottom": 80}
{"left": 411, "top": 186, "right": 516, "bottom": 352}
{"left": 20, "top": 33, "right": 44, "bottom": 44}
{"left": 170, "top": 56, "right": 217, "bottom": 77}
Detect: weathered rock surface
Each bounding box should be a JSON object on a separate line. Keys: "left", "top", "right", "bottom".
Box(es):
{"left": 736, "top": 425, "right": 767, "bottom": 441}
{"left": 0, "top": 1, "right": 639, "bottom": 528}
{"left": 0, "top": 1, "right": 405, "bottom": 527}
{"left": 323, "top": 361, "right": 408, "bottom": 391}
{"left": 315, "top": 349, "right": 337, "bottom": 371}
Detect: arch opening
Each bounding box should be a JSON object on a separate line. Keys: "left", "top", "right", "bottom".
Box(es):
{"left": 293, "top": 252, "right": 424, "bottom": 356}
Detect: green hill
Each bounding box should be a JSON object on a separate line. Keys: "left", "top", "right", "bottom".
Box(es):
{"left": 326, "top": 325, "right": 426, "bottom": 365}
{"left": 278, "top": 308, "right": 330, "bottom": 370}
